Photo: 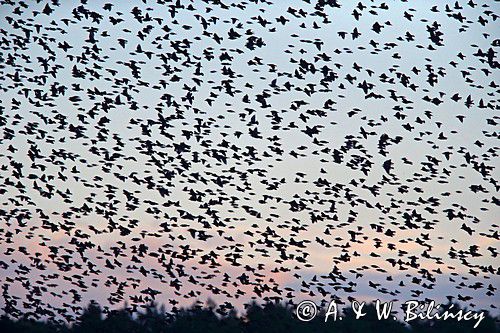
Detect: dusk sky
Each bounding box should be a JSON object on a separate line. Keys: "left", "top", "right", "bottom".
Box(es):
{"left": 0, "top": 0, "right": 498, "bottom": 324}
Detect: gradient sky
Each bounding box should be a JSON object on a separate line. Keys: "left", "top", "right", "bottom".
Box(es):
{"left": 0, "top": 0, "right": 499, "bottom": 323}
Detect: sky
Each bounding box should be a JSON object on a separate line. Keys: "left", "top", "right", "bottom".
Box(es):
{"left": 0, "top": 0, "right": 499, "bottom": 324}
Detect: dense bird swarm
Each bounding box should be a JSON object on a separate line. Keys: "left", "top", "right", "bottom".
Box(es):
{"left": 0, "top": 0, "right": 498, "bottom": 325}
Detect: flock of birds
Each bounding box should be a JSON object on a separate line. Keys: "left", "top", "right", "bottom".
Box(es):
{"left": 0, "top": 0, "right": 498, "bottom": 324}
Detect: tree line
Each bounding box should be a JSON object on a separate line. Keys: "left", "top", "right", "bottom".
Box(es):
{"left": 0, "top": 300, "right": 498, "bottom": 333}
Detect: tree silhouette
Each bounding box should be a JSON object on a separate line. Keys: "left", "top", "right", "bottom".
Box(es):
{"left": 340, "top": 303, "right": 407, "bottom": 333}
{"left": 72, "top": 300, "right": 103, "bottom": 333}
{"left": 0, "top": 300, "right": 498, "bottom": 333}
